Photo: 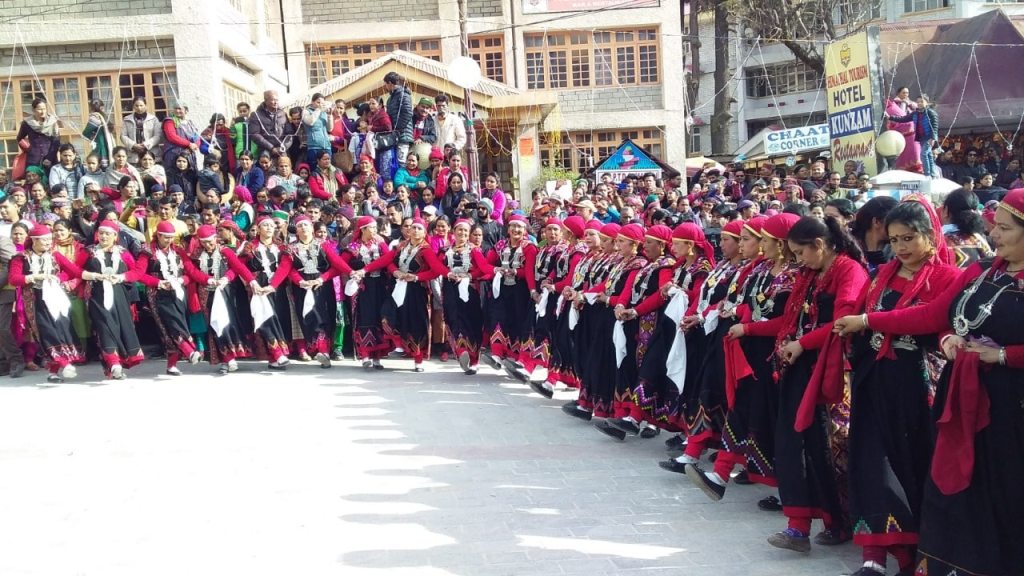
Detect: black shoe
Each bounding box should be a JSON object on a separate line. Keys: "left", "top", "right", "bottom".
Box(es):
{"left": 463, "top": 368, "right": 477, "bottom": 376}
{"left": 813, "top": 528, "right": 851, "bottom": 546}
{"left": 9, "top": 363, "right": 24, "bottom": 378}
{"left": 561, "top": 401, "right": 592, "bottom": 421}
{"left": 733, "top": 470, "right": 753, "bottom": 485}
{"left": 607, "top": 417, "right": 641, "bottom": 436}
{"left": 767, "top": 528, "right": 811, "bottom": 553}
{"left": 268, "top": 362, "right": 287, "bottom": 371}
{"left": 528, "top": 379, "right": 554, "bottom": 399}
{"left": 480, "top": 350, "right": 502, "bottom": 370}
{"left": 658, "top": 459, "right": 690, "bottom": 474}
{"left": 665, "top": 434, "right": 686, "bottom": 450}
{"left": 707, "top": 450, "right": 718, "bottom": 463}
{"left": 757, "top": 495, "right": 783, "bottom": 511}
{"left": 685, "top": 463, "right": 726, "bottom": 501}
{"left": 373, "top": 362, "right": 385, "bottom": 370}
{"left": 502, "top": 359, "right": 528, "bottom": 382}
{"left": 848, "top": 567, "right": 886, "bottom": 576}
{"left": 46, "top": 374, "right": 63, "bottom": 384}
{"left": 594, "top": 420, "right": 627, "bottom": 441}
{"left": 639, "top": 426, "right": 661, "bottom": 439}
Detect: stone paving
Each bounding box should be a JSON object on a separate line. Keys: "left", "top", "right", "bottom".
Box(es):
{"left": 0, "top": 357, "right": 864, "bottom": 575}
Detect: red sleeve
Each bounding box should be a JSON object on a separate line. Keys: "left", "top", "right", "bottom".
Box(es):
{"left": 867, "top": 263, "right": 979, "bottom": 336}
{"left": 1006, "top": 345, "right": 1024, "bottom": 369}
{"left": 471, "top": 249, "right": 495, "bottom": 279}
{"left": 322, "top": 248, "right": 352, "bottom": 281}
{"left": 181, "top": 253, "right": 211, "bottom": 285}
{"left": 433, "top": 252, "right": 451, "bottom": 277}
{"left": 610, "top": 269, "right": 641, "bottom": 308}
{"left": 287, "top": 251, "right": 305, "bottom": 284}
{"left": 799, "top": 259, "right": 868, "bottom": 350}
{"left": 162, "top": 118, "right": 192, "bottom": 148}
{"left": 362, "top": 247, "right": 398, "bottom": 274}
{"left": 633, "top": 267, "right": 675, "bottom": 317}
{"left": 520, "top": 244, "right": 538, "bottom": 291}
{"left": 434, "top": 169, "right": 447, "bottom": 198}
{"left": 8, "top": 254, "right": 26, "bottom": 286}
{"left": 743, "top": 315, "right": 786, "bottom": 338}
{"left": 120, "top": 250, "right": 140, "bottom": 282}
{"left": 553, "top": 252, "right": 583, "bottom": 293}
{"left": 53, "top": 251, "right": 84, "bottom": 279}
{"left": 75, "top": 246, "right": 89, "bottom": 269}
{"left": 134, "top": 253, "right": 159, "bottom": 288}
{"left": 222, "top": 248, "right": 255, "bottom": 283}
{"left": 270, "top": 253, "right": 292, "bottom": 288}
{"left": 308, "top": 175, "right": 331, "bottom": 201}
{"left": 585, "top": 280, "right": 608, "bottom": 295}
{"left": 415, "top": 248, "right": 445, "bottom": 282}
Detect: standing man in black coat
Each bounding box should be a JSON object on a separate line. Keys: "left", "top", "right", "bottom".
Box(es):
{"left": 384, "top": 72, "right": 415, "bottom": 171}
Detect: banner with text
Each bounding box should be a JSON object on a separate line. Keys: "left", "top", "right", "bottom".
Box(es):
{"left": 825, "top": 30, "right": 882, "bottom": 176}
{"left": 763, "top": 124, "right": 830, "bottom": 156}
{"left": 523, "top": 0, "right": 658, "bottom": 13}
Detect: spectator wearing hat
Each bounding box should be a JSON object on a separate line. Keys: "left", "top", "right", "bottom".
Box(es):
{"left": 574, "top": 199, "right": 597, "bottom": 221}
{"left": 413, "top": 98, "right": 437, "bottom": 145}
{"left": 736, "top": 198, "right": 758, "bottom": 220}
{"left": 475, "top": 197, "right": 503, "bottom": 253}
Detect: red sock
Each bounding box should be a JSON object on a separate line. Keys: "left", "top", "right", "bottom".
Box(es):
{"left": 786, "top": 517, "right": 811, "bottom": 535}
{"left": 683, "top": 438, "right": 706, "bottom": 459}
{"left": 166, "top": 352, "right": 179, "bottom": 369}
{"left": 178, "top": 341, "right": 196, "bottom": 357}
{"left": 890, "top": 545, "right": 914, "bottom": 571}
{"left": 862, "top": 545, "right": 887, "bottom": 566}
{"left": 713, "top": 451, "right": 744, "bottom": 482}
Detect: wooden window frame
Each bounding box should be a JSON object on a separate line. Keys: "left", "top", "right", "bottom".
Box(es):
{"left": 0, "top": 68, "right": 177, "bottom": 167}
{"left": 524, "top": 27, "right": 660, "bottom": 90}
{"left": 540, "top": 127, "right": 664, "bottom": 174}
{"left": 306, "top": 39, "right": 442, "bottom": 86}
{"left": 468, "top": 35, "right": 506, "bottom": 84}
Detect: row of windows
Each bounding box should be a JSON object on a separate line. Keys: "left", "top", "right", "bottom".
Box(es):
{"left": 539, "top": 128, "right": 663, "bottom": 174}
{"left": 304, "top": 28, "right": 660, "bottom": 90}
{"left": 0, "top": 69, "right": 177, "bottom": 166}
{"left": 745, "top": 61, "right": 821, "bottom": 98}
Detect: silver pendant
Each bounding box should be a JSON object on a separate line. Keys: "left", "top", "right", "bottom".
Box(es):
{"left": 870, "top": 331, "right": 884, "bottom": 351}
{"left": 953, "top": 315, "right": 969, "bottom": 336}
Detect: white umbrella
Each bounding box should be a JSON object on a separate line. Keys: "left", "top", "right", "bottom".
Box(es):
{"left": 869, "top": 169, "right": 929, "bottom": 186}
{"left": 927, "top": 178, "right": 960, "bottom": 196}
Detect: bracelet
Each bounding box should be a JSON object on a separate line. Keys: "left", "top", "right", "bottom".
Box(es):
{"left": 861, "top": 313, "right": 869, "bottom": 329}
{"left": 939, "top": 334, "right": 956, "bottom": 349}
{"left": 999, "top": 347, "right": 1007, "bottom": 366}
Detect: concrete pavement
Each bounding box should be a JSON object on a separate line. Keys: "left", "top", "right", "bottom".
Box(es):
{"left": 0, "top": 357, "right": 863, "bottom": 575}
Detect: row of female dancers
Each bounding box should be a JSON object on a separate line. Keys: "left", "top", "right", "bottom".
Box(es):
{"left": 493, "top": 194, "right": 1020, "bottom": 576}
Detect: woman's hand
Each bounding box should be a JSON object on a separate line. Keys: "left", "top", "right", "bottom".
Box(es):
{"left": 963, "top": 339, "right": 1003, "bottom": 364}
{"left": 681, "top": 315, "right": 701, "bottom": 332}
{"left": 781, "top": 340, "right": 804, "bottom": 365}
{"left": 833, "top": 314, "right": 867, "bottom": 336}
{"left": 720, "top": 308, "right": 735, "bottom": 320}
{"left": 727, "top": 323, "right": 745, "bottom": 340}
{"left": 941, "top": 334, "right": 966, "bottom": 361}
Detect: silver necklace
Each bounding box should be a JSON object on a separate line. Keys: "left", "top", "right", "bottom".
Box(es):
{"left": 952, "top": 268, "right": 1011, "bottom": 336}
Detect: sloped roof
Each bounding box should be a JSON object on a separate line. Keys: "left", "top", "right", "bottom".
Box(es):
{"left": 884, "top": 9, "right": 1024, "bottom": 129}
{"left": 589, "top": 139, "right": 680, "bottom": 179}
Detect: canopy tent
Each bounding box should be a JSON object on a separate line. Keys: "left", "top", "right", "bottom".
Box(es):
{"left": 589, "top": 139, "right": 680, "bottom": 183}
{"left": 883, "top": 9, "right": 1024, "bottom": 131}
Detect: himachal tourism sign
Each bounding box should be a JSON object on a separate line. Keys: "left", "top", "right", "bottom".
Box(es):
{"left": 825, "top": 30, "right": 882, "bottom": 176}
{"left": 763, "top": 124, "right": 831, "bottom": 156}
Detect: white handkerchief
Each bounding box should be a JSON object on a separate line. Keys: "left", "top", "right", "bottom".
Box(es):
{"left": 568, "top": 305, "right": 580, "bottom": 330}
{"left": 664, "top": 288, "right": 689, "bottom": 325}
{"left": 458, "top": 277, "right": 470, "bottom": 302}
{"left": 303, "top": 287, "right": 316, "bottom": 317}
{"left": 535, "top": 288, "right": 550, "bottom": 317}
{"left": 42, "top": 279, "right": 71, "bottom": 319}
{"left": 555, "top": 294, "right": 565, "bottom": 318}
{"left": 613, "top": 320, "right": 627, "bottom": 368}
{"left": 584, "top": 292, "right": 598, "bottom": 305}
{"left": 344, "top": 278, "right": 359, "bottom": 297}
{"left": 250, "top": 293, "right": 274, "bottom": 331}
{"left": 392, "top": 280, "right": 408, "bottom": 307}
{"left": 209, "top": 285, "right": 230, "bottom": 337}
{"left": 102, "top": 279, "right": 114, "bottom": 311}
{"left": 666, "top": 332, "right": 688, "bottom": 393}
{"left": 703, "top": 309, "right": 721, "bottom": 335}
{"left": 167, "top": 278, "right": 184, "bottom": 301}
{"left": 491, "top": 272, "right": 502, "bottom": 297}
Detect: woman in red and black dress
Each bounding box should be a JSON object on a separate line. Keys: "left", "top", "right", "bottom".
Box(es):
{"left": 833, "top": 192, "right": 1024, "bottom": 576}
{"left": 687, "top": 213, "right": 800, "bottom": 498}
{"left": 238, "top": 216, "right": 293, "bottom": 370}
{"left": 578, "top": 223, "right": 647, "bottom": 421}
{"left": 825, "top": 197, "right": 960, "bottom": 576}
{"left": 192, "top": 224, "right": 261, "bottom": 374}
{"left": 135, "top": 220, "right": 210, "bottom": 376}
{"left": 598, "top": 224, "right": 677, "bottom": 439}
{"left": 9, "top": 224, "right": 83, "bottom": 383}
{"left": 343, "top": 216, "right": 395, "bottom": 369}
{"left": 532, "top": 215, "right": 588, "bottom": 397}
{"left": 475, "top": 215, "right": 538, "bottom": 379}
{"left": 732, "top": 216, "right": 868, "bottom": 553}
{"left": 358, "top": 217, "right": 445, "bottom": 372}
{"left": 561, "top": 222, "right": 621, "bottom": 421}
{"left": 524, "top": 217, "right": 566, "bottom": 383}
{"left": 438, "top": 218, "right": 486, "bottom": 375}
{"left": 660, "top": 219, "right": 747, "bottom": 470}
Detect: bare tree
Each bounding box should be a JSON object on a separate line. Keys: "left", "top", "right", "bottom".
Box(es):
{"left": 710, "top": 0, "right": 733, "bottom": 154}
{"left": 727, "top": 0, "right": 884, "bottom": 73}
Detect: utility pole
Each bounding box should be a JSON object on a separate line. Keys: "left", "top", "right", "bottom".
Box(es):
{"left": 458, "top": 0, "right": 481, "bottom": 193}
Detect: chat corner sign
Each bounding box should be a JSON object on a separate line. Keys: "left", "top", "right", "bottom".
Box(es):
{"left": 825, "top": 31, "right": 880, "bottom": 176}
{"left": 763, "top": 124, "right": 830, "bottom": 156}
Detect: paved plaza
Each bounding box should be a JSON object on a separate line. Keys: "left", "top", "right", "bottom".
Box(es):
{"left": 0, "top": 357, "right": 862, "bottom": 576}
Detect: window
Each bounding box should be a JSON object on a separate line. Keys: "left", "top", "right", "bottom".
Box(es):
{"left": 835, "top": 0, "right": 882, "bottom": 24}
{"left": 539, "top": 127, "right": 664, "bottom": 174}
{"left": 904, "top": 0, "right": 948, "bottom": 12}
{"left": 523, "top": 28, "right": 660, "bottom": 90}
{"left": 745, "top": 61, "right": 822, "bottom": 98}
{"left": 468, "top": 36, "right": 505, "bottom": 83}
{"left": 305, "top": 39, "right": 442, "bottom": 84}
{"left": 223, "top": 83, "right": 255, "bottom": 121}
{"left": 689, "top": 126, "right": 703, "bottom": 155}
{"left": 0, "top": 68, "right": 177, "bottom": 161}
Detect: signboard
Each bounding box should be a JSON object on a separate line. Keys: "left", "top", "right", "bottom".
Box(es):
{"left": 763, "top": 124, "right": 830, "bottom": 156}
{"left": 523, "top": 0, "right": 657, "bottom": 14}
{"left": 825, "top": 30, "right": 882, "bottom": 176}
{"left": 593, "top": 139, "right": 662, "bottom": 184}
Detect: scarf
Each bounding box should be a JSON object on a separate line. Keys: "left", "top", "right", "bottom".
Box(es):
{"left": 723, "top": 337, "right": 753, "bottom": 410}
{"left": 794, "top": 330, "right": 846, "bottom": 432}
{"left": 55, "top": 236, "right": 77, "bottom": 259}
{"left": 25, "top": 115, "right": 59, "bottom": 137}
{"left": 863, "top": 257, "right": 941, "bottom": 360}
{"left": 931, "top": 351, "right": 989, "bottom": 495}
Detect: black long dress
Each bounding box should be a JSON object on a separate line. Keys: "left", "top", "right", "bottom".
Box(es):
{"left": 344, "top": 240, "right": 394, "bottom": 361}
{"left": 632, "top": 257, "right": 711, "bottom": 429}
{"left": 13, "top": 251, "right": 83, "bottom": 371}
{"left": 194, "top": 247, "right": 253, "bottom": 364}
{"left": 82, "top": 245, "right": 144, "bottom": 371}
{"left": 240, "top": 240, "right": 292, "bottom": 361}
{"left": 441, "top": 244, "right": 483, "bottom": 366}
{"left": 482, "top": 239, "right": 538, "bottom": 369}
{"left": 547, "top": 243, "right": 589, "bottom": 388}
{"left": 137, "top": 246, "right": 208, "bottom": 360}
{"left": 571, "top": 252, "right": 615, "bottom": 394}
{"left": 287, "top": 239, "right": 340, "bottom": 357}
{"left": 378, "top": 242, "right": 443, "bottom": 364}
{"left": 528, "top": 242, "right": 565, "bottom": 371}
